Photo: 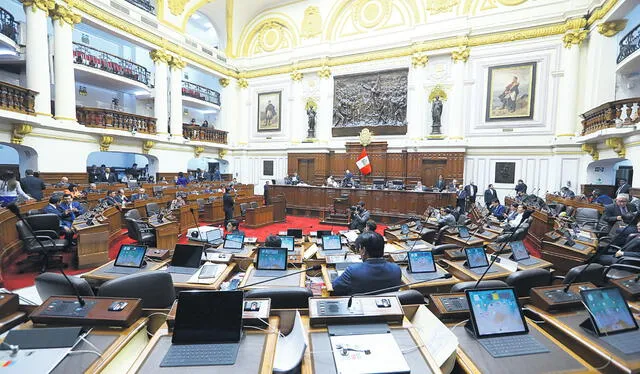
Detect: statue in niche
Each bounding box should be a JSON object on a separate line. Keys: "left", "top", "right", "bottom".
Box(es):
{"left": 431, "top": 96, "right": 443, "bottom": 134}
{"left": 306, "top": 99, "right": 317, "bottom": 139}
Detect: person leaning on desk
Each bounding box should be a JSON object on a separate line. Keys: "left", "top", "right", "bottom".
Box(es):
{"left": 332, "top": 231, "right": 402, "bottom": 296}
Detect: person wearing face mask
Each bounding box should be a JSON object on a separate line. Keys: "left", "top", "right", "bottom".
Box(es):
{"left": 348, "top": 201, "right": 370, "bottom": 232}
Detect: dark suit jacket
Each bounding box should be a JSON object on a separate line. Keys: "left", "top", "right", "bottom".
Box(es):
{"left": 20, "top": 176, "right": 45, "bottom": 200}
{"left": 223, "top": 193, "right": 234, "bottom": 212}
{"left": 435, "top": 180, "right": 446, "bottom": 191}
{"left": 100, "top": 173, "right": 118, "bottom": 183}
{"left": 601, "top": 203, "right": 637, "bottom": 226}
{"left": 332, "top": 258, "right": 402, "bottom": 296}
{"left": 465, "top": 184, "right": 478, "bottom": 200}
{"left": 131, "top": 193, "right": 148, "bottom": 201}
{"left": 484, "top": 189, "right": 498, "bottom": 205}
{"left": 617, "top": 184, "right": 631, "bottom": 195}
{"left": 515, "top": 183, "right": 528, "bottom": 194}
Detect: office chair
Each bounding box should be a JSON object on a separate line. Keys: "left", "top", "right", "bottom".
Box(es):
{"left": 379, "top": 290, "right": 426, "bottom": 305}
{"left": 603, "top": 257, "right": 640, "bottom": 280}
{"left": 15, "top": 219, "right": 68, "bottom": 273}
{"left": 574, "top": 208, "right": 600, "bottom": 231}
{"left": 245, "top": 287, "right": 313, "bottom": 309}
{"left": 35, "top": 272, "right": 94, "bottom": 301}
{"left": 431, "top": 244, "right": 459, "bottom": 256}
{"left": 505, "top": 269, "right": 553, "bottom": 297}
{"left": 559, "top": 263, "right": 606, "bottom": 287}
{"left": 26, "top": 209, "right": 42, "bottom": 216}
{"left": 145, "top": 202, "right": 160, "bottom": 216}
{"left": 98, "top": 272, "right": 175, "bottom": 309}
{"left": 124, "top": 218, "right": 156, "bottom": 246}
{"left": 451, "top": 280, "right": 508, "bottom": 293}
{"left": 250, "top": 201, "right": 259, "bottom": 209}
{"left": 124, "top": 209, "right": 143, "bottom": 220}
{"left": 433, "top": 225, "right": 450, "bottom": 245}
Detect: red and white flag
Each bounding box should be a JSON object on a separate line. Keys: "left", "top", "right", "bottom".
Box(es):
{"left": 356, "top": 148, "right": 372, "bottom": 175}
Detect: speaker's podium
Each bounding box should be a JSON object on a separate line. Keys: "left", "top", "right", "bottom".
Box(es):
{"left": 320, "top": 194, "right": 350, "bottom": 226}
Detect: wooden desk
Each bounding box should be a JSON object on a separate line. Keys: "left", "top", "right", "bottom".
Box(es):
{"left": 442, "top": 234, "right": 484, "bottom": 248}
{"left": 239, "top": 264, "right": 307, "bottom": 289}
{"left": 528, "top": 305, "right": 640, "bottom": 373}
{"left": 149, "top": 220, "right": 179, "bottom": 250}
{"left": 401, "top": 265, "right": 460, "bottom": 295}
{"left": 73, "top": 222, "right": 110, "bottom": 268}
{"left": 441, "top": 259, "right": 512, "bottom": 282}
{"left": 540, "top": 238, "right": 594, "bottom": 275}
{"left": 127, "top": 319, "right": 278, "bottom": 373}
{"left": 245, "top": 205, "right": 274, "bottom": 228}
{"left": 81, "top": 259, "right": 169, "bottom": 285}
{"left": 172, "top": 204, "right": 198, "bottom": 233}
{"left": 201, "top": 200, "right": 224, "bottom": 224}
{"left": 452, "top": 318, "right": 596, "bottom": 373}
{"left": 103, "top": 206, "right": 123, "bottom": 243}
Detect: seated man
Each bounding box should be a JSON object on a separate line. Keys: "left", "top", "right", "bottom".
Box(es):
{"left": 115, "top": 189, "right": 129, "bottom": 206}
{"left": 332, "top": 232, "right": 401, "bottom": 296}
{"left": 600, "top": 194, "right": 638, "bottom": 229}
{"left": 264, "top": 235, "right": 282, "bottom": 248}
{"left": 348, "top": 202, "right": 370, "bottom": 232}
{"left": 104, "top": 190, "right": 119, "bottom": 206}
{"left": 43, "top": 196, "right": 74, "bottom": 240}
{"left": 489, "top": 199, "right": 506, "bottom": 220}
{"left": 169, "top": 194, "right": 186, "bottom": 210}
{"left": 59, "top": 193, "right": 85, "bottom": 228}
{"left": 364, "top": 219, "right": 377, "bottom": 232}
{"left": 506, "top": 204, "right": 525, "bottom": 229}
{"left": 54, "top": 177, "right": 69, "bottom": 189}
{"left": 226, "top": 219, "right": 245, "bottom": 237}
{"left": 437, "top": 207, "right": 456, "bottom": 228}
{"left": 592, "top": 189, "right": 613, "bottom": 206}
{"left": 83, "top": 183, "right": 100, "bottom": 195}
{"left": 414, "top": 181, "right": 425, "bottom": 191}
{"left": 560, "top": 187, "right": 575, "bottom": 198}
{"left": 130, "top": 188, "right": 148, "bottom": 201}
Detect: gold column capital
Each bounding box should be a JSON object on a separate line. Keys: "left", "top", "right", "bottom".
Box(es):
{"left": 168, "top": 55, "right": 187, "bottom": 69}
{"left": 318, "top": 66, "right": 331, "bottom": 79}
{"left": 149, "top": 49, "right": 171, "bottom": 63}
{"left": 51, "top": 3, "right": 81, "bottom": 26}
{"left": 563, "top": 29, "right": 587, "bottom": 48}
{"left": 237, "top": 78, "right": 249, "bottom": 88}
{"left": 411, "top": 53, "right": 429, "bottom": 68}
{"left": 290, "top": 70, "right": 303, "bottom": 81}
{"left": 219, "top": 149, "right": 228, "bottom": 158}
{"left": 21, "top": 0, "right": 55, "bottom": 15}
{"left": 581, "top": 143, "right": 599, "bottom": 160}
{"left": 11, "top": 123, "right": 33, "bottom": 144}
{"left": 219, "top": 78, "right": 230, "bottom": 88}
{"left": 142, "top": 140, "right": 155, "bottom": 154}
{"left": 451, "top": 46, "right": 470, "bottom": 63}
{"left": 194, "top": 146, "right": 205, "bottom": 157}
{"left": 605, "top": 137, "right": 625, "bottom": 158}
{"left": 597, "top": 20, "right": 628, "bottom": 37}
{"left": 99, "top": 135, "right": 114, "bottom": 151}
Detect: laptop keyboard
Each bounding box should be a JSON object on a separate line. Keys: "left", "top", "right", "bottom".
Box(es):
{"left": 167, "top": 266, "right": 198, "bottom": 275}
{"left": 253, "top": 270, "right": 285, "bottom": 278}
{"left": 479, "top": 335, "right": 549, "bottom": 358}
{"left": 160, "top": 343, "right": 240, "bottom": 367}
{"left": 411, "top": 272, "right": 445, "bottom": 281}
{"left": 106, "top": 266, "right": 140, "bottom": 274}
{"left": 602, "top": 332, "right": 640, "bottom": 355}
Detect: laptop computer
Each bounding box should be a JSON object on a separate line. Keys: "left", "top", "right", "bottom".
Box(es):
{"left": 161, "top": 291, "right": 244, "bottom": 367}
{"left": 315, "top": 230, "right": 332, "bottom": 244}
{"left": 407, "top": 251, "right": 445, "bottom": 281}
{"left": 400, "top": 224, "right": 410, "bottom": 236}
{"left": 206, "top": 228, "right": 224, "bottom": 246}
{"left": 465, "top": 287, "right": 549, "bottom": 358}
{"left": 253, "top": 247, "right": 288, "bottom": 277}
{"left": 464, "top": 247, "right": 497, "bottom": 274}
{"left": 458, "top": 226, "right": 471, "bottom": 239}
{"left": 509, "top": 241, "right": 539, "bottom": 266}
{"left": 223, "top": 233, "right": 245, "bottom": 251}
{"left": 106, "top": 244, "right": 147, "bottom": 274}
{"left": 287, "top": 228, "right": 303, "bottom": 239}
{"left": 580, "top": 287, "right": 640, "bottom": 354}
{"left": 321, "top": 235, "right": 342, "bottom": 251}
{"left": 167, "top": 244, "right": 204, "bottom": 275}
{"left": 278, "top": 235, "right": 295, "bottom": 252}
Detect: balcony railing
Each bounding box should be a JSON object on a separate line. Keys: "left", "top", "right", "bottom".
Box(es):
{"left": 77, "top": 107, "right": 157, "bottom": 134}
{"left": 182, "top": 81, "right": 221, "bottom": 106}
{"left": 0, "top": 7, "right": 19, "bottom": 44}
{"left": 617, "top": 23, "right": 640, "bottom": 64}
{"left": 183, "top": 124, "right": 227, "bottom": 144}
{"left": 72, "top": 43, "right": 151, "bottom": 86}
{"left": 124, "top": 0, "right": 155, "bottom": 14}
{"left": 0, "top": 81, "right": 36, "bottom": 114}
{"left": 581, "top": 98, "right": 640, "bottom": 135}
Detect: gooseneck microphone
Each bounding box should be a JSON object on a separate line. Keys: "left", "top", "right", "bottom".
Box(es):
{"left": 237, "top": 265, "right": 321, "bottom": 289}
{"left": 189, "top": 207, "right": 203, "bottom": 240}
{"left": 7, "top": 203, "right": 86, "bottom": 307}
{"left": 347, "top": 273, "right": 453, "bottom": 308}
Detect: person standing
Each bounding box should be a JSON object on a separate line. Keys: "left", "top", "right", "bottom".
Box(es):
{"left": 435, "top": 175, "right": 446, "bottom": 191}
{"left": 0, "top": 170, "right": 33, "bottom": 206}
{"left": 616, "top": 179, "right": 631, "bottom": 195}
{"left": 20, "top": 169, "right": 46, "bottom": 201}
{"left": 515, "top": 179, "right": 527, "bottom": 195}
{"left": 484, "top": 184, "right": 498, "bottom": 207}
{"left": 465, "top": 181, "right": 478, "bottom": 206}
{"left": 223, "top": 187, "right": 235, "bottom": 227}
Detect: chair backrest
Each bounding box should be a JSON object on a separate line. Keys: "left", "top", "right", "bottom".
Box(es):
{"left": 431, "top": 244, "right": 459, "bottom": 256}
{"left": 26, "top": 214, "right": 60, "bottom": 233}
{"left": 513, "top": 228, "right": 528, "bottom": 241}
{"left": 35, "top": 272, "right": 95, "bottom": 301}
{"left": 245, "top": 287, "right": 313, "bottom": 309}
{"left": 16, "top": 220, "right": 40, "bottom": 250}
{"left": 563, "top": 263, "right": 606, "bottom": 287}
{"left": 98, "top": 272, "right": 176, "bottom": 309}
{"left": 434, "top": 225, "right": 449, "bottom": 245}
{"left": 145, "top": 202, "right": 160, "bottom": 216}
{"left": 27, "top": 209, "right": 42, "bottom": 216}
{"left": 505, "top": 269, "right": 553, "bottom": 297}
{"left": 380, "top": 290, "right": 425, "bottom": 305}
{"left": 240, "top": 203, "right": 249, "bottom": 215}
{"left": 554, "top": 203, "right": 565, "bottom": 215}
{"left": 575, "top": 208, "right": 600, "bottom": 228}
{"left": 124, "top": 218, "right": 144, "bottom": 242}
{"left": 124, "top": 209, "right": 142, "bottom": 220}
{"left": 196, "top": 198, "right": 205, "bottom": 209}
{"left": 250, "top": 201, "right": 259, "bottom": 209}
{"left": 450, "top": 280, "right": 508, "bottom": 293}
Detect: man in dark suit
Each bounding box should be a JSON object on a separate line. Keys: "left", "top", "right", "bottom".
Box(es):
{"left": 223, "top": 187, "right": 235, "bottom": 227}
{"left": 616, "top": 179, "right": 631, "bottom": 195}
{"left": 515, "top": 179, "right": 527, "bottom": 194}
{"left": 130, "top": 188, "right": 148, "bottom": 201}
{"left": 484, "top": 184, "right": 498, "bottom": 207}
{"left": 20, "top": 169, "right": 45, "bottom": 200}
{"left": 601, "top": 194, "right": 638, "bottom": 229}
{"left": 464, "top": 182, "right": 478, "bottom": 205}
{"left": 349, "top": 201, "right": 370, "bottom": 232}
{"left": 332, "top": 231, "right": 401, "bottom": 296}
{"left": 435, "top": 175, "right": 446, "bottom": 191}
{"left": 43, "top": 196, "right": 74, "bottom": 240}
{"left": 100, "top": 168, "right": 118, "bottom": 184}
{"left": 59, "top": 193, "right": 85, "bottom": 228}
{"left": 560, "top": 187, "right": 575, "bottom": 198}
{"left": 226, "top": 219, "right": 245, "bottom": 237}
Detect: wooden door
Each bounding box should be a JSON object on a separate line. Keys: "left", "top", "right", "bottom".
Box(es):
{"left": 297, "top": 159, "right": 315, "bottom": 183}
{"left": 422, "top": 159, "right": 447, "bottom": 187}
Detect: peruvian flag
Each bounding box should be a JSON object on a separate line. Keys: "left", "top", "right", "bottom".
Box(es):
{"left": 356, "top": 148, "right": 372, "bottom": 175}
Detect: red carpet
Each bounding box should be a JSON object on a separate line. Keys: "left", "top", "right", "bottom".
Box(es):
{"left": 2, "top": 216, "right": 387, "bottom": 291}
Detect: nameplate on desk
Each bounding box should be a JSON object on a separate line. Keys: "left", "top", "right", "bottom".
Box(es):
{"left": 308, "top": 296, "right": 404, "bottom": 327}
{"left": 30, "top": 296, "right": 142, "bottom": 327}
{"left": 529, "top": 282, "right": 596, "bottom": 312}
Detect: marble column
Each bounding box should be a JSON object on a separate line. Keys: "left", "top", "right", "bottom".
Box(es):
{"left": 150, "top": 50, "right": 170, "bottom": 135}
{"left": 22, "top": 0, "right": 54, "bottom": 116}
{"left": 51, "top": 4, "right": 80, "bottom": 121}
{"left": 168, "top": 56, "right": 186, "bottom": 138}
{"left": 556, "top": 29, "right": 586, "bottom": 137}
{"left": 290, "top": 72, "right": 306, "bottom": 141}
{"left": 317, "top": 66, "right": 332, "bottom": 141}
{"left": 408, "top": 54, "right": 428, "bottom": 139}
{"left": 448, "top": 47, "right": 469, "bottom": 140}
{"left": 218, "top": 77, "right": 236, "bottom": 143}
{"left": 236, "top": 78, "right": 249, "bottom": 144}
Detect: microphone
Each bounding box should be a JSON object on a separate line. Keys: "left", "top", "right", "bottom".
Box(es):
{"left": 189, "top": 207, "right": 203, "bottom": 240}
{"left": 562, "top": 229, "right": 619, "bottom": 292}
{"left": 237, "top": 265, "right": 321, "bottom": 289}
{"left": 347, "top": 274, "right": 453, "bottom": 308}
{"left": 473, "top": 210, "right": 533, "bottom": 289}
{"left": 7, "top": 203, "right": 86, "bottom": 307}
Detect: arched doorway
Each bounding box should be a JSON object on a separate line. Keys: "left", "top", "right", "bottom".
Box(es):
{"left": 86, "top": 151, "right": 159, "bottom": 183}
{"left": 586, "top": 158, "right": 633, "bottom": 197}
{"left": 187, "top": 157, "right": 229, "bottom": 180}
{"left": 0, "top": 142, "right": 38, "bottom": 177}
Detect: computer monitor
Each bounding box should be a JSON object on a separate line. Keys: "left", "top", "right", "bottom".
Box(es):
{"left": 113, "top": 244, "right": 147, "bottom": 268}
{"left": 580, "top": 287, "right": 639, "bottom": 336}
{"left": 317, "top": 230, "right": 332, "bottom": 239}
{"left": 287, "top": 228, "right": 303, "bottom": 239}
{"left": 278, "top": 235, "right": 295, "bottom": 252}
{"left": 256, "top": 248, "right": 287, "bottom": 271}
{"left": 465, "top": 247, "right": 489, "bottom": 269}
{"left": 171, "top": 244, "right": 204, "bottom": 268}
{"left": 510, "top": 241, "right": 530, "bottom": 261}
{"left": 321, "top": 235, "right": 342, "bottom": 251}
{"left": 400, "top": 224, "right": 410, "bottom": 235}
{"left": 408, "top": 251, "right": 436, "bottom": 274}
{"left": 466, "top": 287, "right": 528, "bottom": 338}
{"left": 173, "top": 290, "right": 244, "bottom": 344}
{"left": 206, "top": 228, "right": 223, "bottom": 243}
{"left": 458, "top": 226, "right": 471, "bottom": 239}
{"left": 223, "top": 234, "right": 245, "bottom": 250}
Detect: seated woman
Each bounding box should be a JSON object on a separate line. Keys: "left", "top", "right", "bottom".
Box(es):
{"left": 0, "top": 170, "right": 33, "bottom": 206}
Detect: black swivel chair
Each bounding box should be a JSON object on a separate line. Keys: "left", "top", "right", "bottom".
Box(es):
{"left": 250, "top": 201, "right": 259, "bottom": 209}
{"left": 451, "top": 280, "right": 508, "bottom": 293}
{"left": 125, "top": 218, "right": 156, "bottom": 246}
{"left": 505, "top": 269, "right": 553, "bottom": 297}
{"left": 245, "top": 287, "right": 313, "bottom": 309}
{"left": 239, "top": 203, "right": 250, "bottom": 219}
{"left": 124, "top": 209, "right": 143, "bottom": 221}
{"left": 145, "top": 202, "right": 160, "bottom": 216}
{"left": 98, "top": 272, "right": 176, "bottom": 309}
{"left": 560, "top": 264, "right": 607, "bottom": 287}
{"left": 35, "top": 272, "right": 95, "bottom": 301}
{"left": 433, "top": 225, "right": 450, "bottom": 245}
{"left": 574, "top": 208, "right": 601, "bottom": 231}
{"left": 15, "top": 217, "right": 69, "bottom": 273}
{"left": 604, "top": 257, "right": 640, "bottom": 280}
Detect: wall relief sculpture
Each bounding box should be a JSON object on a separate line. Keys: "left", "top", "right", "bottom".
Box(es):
{"left": 332, "top": 69, "right": 408, "bottom": 136}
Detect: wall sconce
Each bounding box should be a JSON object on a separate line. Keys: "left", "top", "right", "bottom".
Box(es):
{"left": 78, "top": 86, "right": 87, "bottom": 96}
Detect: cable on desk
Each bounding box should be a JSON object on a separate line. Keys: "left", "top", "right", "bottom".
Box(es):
{"left": 449, "top": 319, "right": 469, "bottom": 331}
{"left": 66, "top": 350, "right": 102, "bottom": 358}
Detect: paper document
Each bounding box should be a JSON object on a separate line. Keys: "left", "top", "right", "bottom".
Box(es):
{"left": 331, "top": 333, "right": 409, "bottom": 374}
{"left": 411, "top": 305, "right": 458, "bottom": 367}
{"left": 342, "top": 231, "right": 359, "bottom": 243}
{"left": 273, "top": 311, "right": 307, "bottom": 373}
{"left": 186, "top": 264, "right": 225, "bottom": 284}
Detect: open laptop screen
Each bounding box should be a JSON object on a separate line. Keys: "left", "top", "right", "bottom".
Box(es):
{"left": 114, "top": 245, "right": 146, "bottom": 268}
{"left": 287, "top": 228, "right": 303, "bottom": 239}
{"left": 458, "top": 226, "right": 470, "bottom": 238}
{"left": 581, "top": 287, "right": 639, "bottom": 336}
{"left": 408, "top": 251, "right": 436, "bottom": 273}
{"left": 224, "top": 234, "right": 245, "bottom": 250}
{"left": 173, "top": 290, "right": 244, "bottom": 344}
{"left": 466, "top": 288, "right": 528, "bottom": 338}
{"left": 317, "top": 230, "right": 332, "bottom": 239}
{"left": 206, "top": 228, "right": 223, "bottom": 243}
{"left": 321, "top": 235, "right": 342, "bottom": 251}
{"left": 256, "top": 248, "right": 287, "bottom": 270}
{"left": 465, "top": 247, "right": 489, "bottom": 268}
{"left": 278, "top": 235, "right": 295, "bottom": 252}
{"left": 171, "top": 244, "right": 204, "bottom": 268}
{"left": 510, "top": 241, "right": 530, "bottom": 261}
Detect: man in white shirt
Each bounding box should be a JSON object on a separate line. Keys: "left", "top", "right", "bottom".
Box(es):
{"left": 507, "top": 204, "right": 525, "bottom": 228}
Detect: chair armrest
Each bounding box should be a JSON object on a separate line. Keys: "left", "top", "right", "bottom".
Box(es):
{"left": 31, "top": 236, "right": 56, "bottom": 246}
{"left": 33, "top": 230, "right": 59, "bottom": 238}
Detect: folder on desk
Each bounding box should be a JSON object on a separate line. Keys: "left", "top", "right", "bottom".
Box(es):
{"left": 329, "top": 331, "right": 410, "bottom": 374}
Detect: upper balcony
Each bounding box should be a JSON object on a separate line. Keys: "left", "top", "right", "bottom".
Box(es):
{"left": 0, "top": 80, "right": 36, "bottom": 115}
{"left": 182, "top": 80, "right": 220, "bottom": 110}
{"left": 580, "top": 97, "right": 639, "bottom": 137}
{"left": 617, "top": 23, "right": 639, "bottom": 75}
{"left": 124, "top": 0, "right": 155, "bottom": 15}
{"left": 77, "top": 106, "right": 156, "bottom": 134}
{"left": 0, "top": 7, "right": 20, "bottom": 50}
{"left": 182, "top": 124, "right": 227, "bottom": 144}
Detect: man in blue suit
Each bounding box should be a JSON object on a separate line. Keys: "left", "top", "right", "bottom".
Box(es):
{"left": 59, "top": 193, "right": 85, "bottom": 228}
{"left": 43, "top": 196, "right": 74, "bottom": 240}
{"left": 332, "top": 231, "right": 401, "bottom": 296}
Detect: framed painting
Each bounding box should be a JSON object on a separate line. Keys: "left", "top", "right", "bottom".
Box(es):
{"left": 486, "top": 62, "right": 536, "bottom": 121}
{"left": 495, "top": 162, "right": 516, "bottom": 184}
{"left": 257, "top": 91, "right": 281, "bottom": 132}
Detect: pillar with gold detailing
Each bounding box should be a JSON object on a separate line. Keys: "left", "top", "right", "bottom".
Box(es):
{"left": 237, "top": 78, "right": 249, "bottom": 144}
{"left": 168, "top": 56, "right": 186, "bottom": 138}
{"left": 52, "top": 4, "right": 80, "bottom": 122}
{"left": 556, "top": 27, "right": 587, "bottom": 137}
{"left": 408, "top": 54, "right": 428, "bottom": 139}
{"left": 150, "top": 50, "right": 170, "bottom": 135}
{"left": 290, "top": 70, "right": 306, "bottom": 142}
{"left": 448, "top": 46, "right": 469, "bottom": 140}
{"left": 21, "top": 0, "right": 55, "bottom": 116}
{"left": 317, "top": 67, "right": 332, "bottom": 141}
{"left": 218, "top": 77, "right": 233, "bottom": 143}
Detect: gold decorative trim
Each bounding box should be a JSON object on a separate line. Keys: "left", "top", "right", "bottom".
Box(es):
{"left": 21, "top": 0, "right": 55, "bottom": 15}
{"left": 451, "top": 46, "right": 470, "bottom": 63}
{"left": 290, "top": 70, "right": 303, "bottom": 81}
{"left": 563, "top": 29, "right": 587, "bottom": 48}
{"left": 53, "top": 116, "right": 77, "bottom": 121}
{"left": 11, "top": 123, "right": 32, "bottom": 144}
{"left": 597, "top": 20, "right": 627, "bottom": 37}
{"left": 587, "top": 0, "right": 619, "bottom": 26}
{"left": 194, "top": 145, "right": 205, "bottom": 157}
{"left": 428, "top": 85, "right": 448, "bottom": 102}
{"left": 219, "top": 148, "right": 228, "bottom": 158}
{"left": 99, "top": 135, "right": 113, "bottom": 151}
{"left": 149, "top": 49, "right": 171, "bottom": 63}
{"left": 301, "top": 6, "right": 322, "bottom": 38}
{"left": 36, "top": 112, "right": 52, "bottom": 117}
{"left": 556, "top": 133, "right": 575, "bottom": 137}
{"left": 411, "top": 53, "right": 428, "bottom": 68}
{"left": 237, "top": 78, "right": 249, "bottom": 88}
{"left": 219, "top": 78, "right": 230, "bottom": 88}
{"left": 51, "top": 3, "right": 81, "bottom": 26}
{"left": 142, "top": 140, "right": 155, "bottom": 154}
{"left": 318, "top": 66, "right": 331, "bottom": 79}
{"left": 426, "top": 0, "right": 459, "bottom": 15}
{"left": 581, "top": 143, "right": 599, "bottom": 160}
{"left": 168, "top": 0, "right": 188, "bottom": 16}
{"left": 605, "top": 137, "right": 625, "bottom": 158}
{"left": 359, "top": 128, "right": 373, "bottom": 147}
{"left": 168, "top": 55, "right": 187, "bottom": 69}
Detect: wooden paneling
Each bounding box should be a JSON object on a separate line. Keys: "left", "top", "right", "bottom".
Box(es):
{"left": 288, "top": 142, "right": 465, "bottom": 187}
{"left": 39, "top": 172, "right": 88, "bottom": 185}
